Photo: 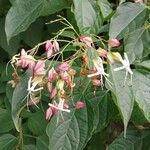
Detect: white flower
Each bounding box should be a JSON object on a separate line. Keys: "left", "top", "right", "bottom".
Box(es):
{"left": 114, "top": 53, "right": 133, "bottom": 84}
{"left": 88, "top": 57, "right": 110, "bottom": 86}
{"left": 48, "top": 98, "right": 70, "bottom": 113}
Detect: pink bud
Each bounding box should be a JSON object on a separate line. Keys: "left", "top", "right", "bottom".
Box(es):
{"left": 75, "top": 101, "right": 86, "bottom": 109}
{"left": 80, "top": 36, "right": 93, "bottom": 48}
{"left": 53, "top": 40, "right": 60, "bottom": 52}
{"left": 48, "top": 68, "right": 58, "bottom": 82}
{"left": 16, "top": 49, "right": 35, "bottom": 69}
{"left": 46, "top": 107, "right": 53, "bottom": 120}
{"left": 45, "top": 40, "right": 53, "bottom": 58}
{"left": 33, "top": 60, "right": 45, "bottom": 75}
{"left": 50, "top": 88, "right": 57, "bottom": 99}
{"left": 108, "top": 39, "right": 120, "bottom": 47}
{"left": 57, "top": 62, "right": 69, "bottom": 71}
{"left": 45, "top": 40, "right": 53, "bottom": 51}
{"left": 92, "top": 79, "right": 101, "bottom": 86}
{"left": 134, "top": 0, "right": 143, "bottom": 3}
{"left": 60, "top": 71, "right": 70, "bottom": 81}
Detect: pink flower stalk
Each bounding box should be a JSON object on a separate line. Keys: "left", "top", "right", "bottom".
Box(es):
{"left": 53, "top": 40, "right": 60, "bottom": 52}
{"left": 45, "top": 40, "right": 53, "bottom": 58}
{"left": 80, "top": 36, "right": 93, "bottom": 48}
{"left": 57, "top": 62, "right": 69, "bottom": 71}
{"left": 16, "top": 49, "right": 35, "bottom": 69}
{"left": 48, "top": 68, "right": 58, "bottom": 82}
{"left": 92, "top": 79, "right": 101, "bottom": 86}
{"left": 75, "top": 101, "right": 86, "bottom": 109}
{"left": 108, "top": 39, "right": 120, "bottom": 47}
{"left": 33, "top": 60, "right": 46, "bottom": 76}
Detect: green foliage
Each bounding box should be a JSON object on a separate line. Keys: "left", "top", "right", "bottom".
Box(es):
{"left": 0, "top": 0, "right": 150, "bottom": 150}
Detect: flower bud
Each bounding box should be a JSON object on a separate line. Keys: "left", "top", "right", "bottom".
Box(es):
{"left": 45, "top": 40, "right": 53, "bottom": 58}
{"left": 46, "top": 107, "right": 53, "bottom": 120}
{"left": 53, "top": 40, "right": 60, "bottom": 52}
{"left": 80, "top": 36, "right": 93, "bottom": 48}
{"left": 75, "top": 101, "right": 86, "bottom": 109}
{"left": 33, "top": 60, "right": 46, "bottom": 75}
{"left": 48, "top": 68, "right": 58, "bottom": 82}
{"left": 50, "top": 88, "right": 57, "bottom": 99}
{"left": 57, "top": 62, "right": 69, "bottom": 71}
{"left": 56, "top": 80, "right": 64, "bottom": 90}
{"left": 108, "top": 39, "right": 120, "bottom": 47}
{"left": 92, "top": 79, "right": 101, "bottom": 86}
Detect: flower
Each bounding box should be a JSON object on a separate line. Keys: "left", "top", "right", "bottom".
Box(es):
{"left": 48, "top": 98, "right": 70, "bottom": 113}
{"left": 57, "top": 62, "right": 69, "bottom": 71}
{"left": 92, "top": 79, "right": 101, "bottom": 86}
{"left": 75, "top": 101, "right": 86, "bottom": 109}
{"left": 108, "top": 39, "right": 120, "bottom": 47}
{"left": 53, "top": 40, "right": 60, "bottom": 52}
{"left": 80, "top": 36, "right": 93, "bottom": 48}
{"left": 46, "top": 101, "right": 58, "bottom": 120}
{"left": 16, "top": 49, "right": 35, "bottom": 69}
{"left": 50, "top": 87, "right": 57, "bottom": 99}
{"left": 45, "top": 40, "right": 53, "bottom": 58}
{"left": 114, "top": 53, "right": 133, "bottom": 84}
{"left": 48, "top": 68, "right": 58, "bottom": 82}
{"left": 33, "top": 60, "right": 46, "bottom": 76}
{"left": 134, "top": 0, "right": 143, "bottom": 3}
{"left": 87, "top": 57, "right": 109, "bottom": 86}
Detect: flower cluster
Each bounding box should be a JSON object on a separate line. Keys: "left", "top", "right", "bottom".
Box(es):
{"left": 10, "top": 39, "right": 86, "bottom": 121}
{"left": 10, "top": 35, "right": 133, "bottom": 121}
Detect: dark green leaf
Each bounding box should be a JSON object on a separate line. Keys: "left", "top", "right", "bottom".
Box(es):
{"left": 27, "top": 111, "right": 47, "bottom": 136}
{"left": 22, "top": 145, "right": 36, "bottom": 150}
{"left": 109, "top": 3, "right": 147, "bottom": 38}
{"left": 36, "top": 135, "right": 49, "bottom": 150}
{"left": 124, "top": 28, "right": 145, "bottom": 63}
{"left": 11, "top": 71, "right": 31, "bottom": 132}
{"left": 97, "top": 0, "right": 113, "bottom": 19}
{"left": 132, "top": 70, "right": 150, "bottom": 121}
{"left": 41, "top": 0, "right": 69, "bottom": 16}
{"left": 5, "top": 0, "right": 44, "bottom": 42}
{"left": 108, "top": 129, "right": 145, "bottom": 150}
{"left": 108, "top": 64, "right": 134, "bottom": 135}
{"left": 0, "top": 109, "right": 14, "bottom": 133}
{"left": 0, "top": 134, "right": 17, "bottom": 150}
{"left": 73, "top": 0, "right": 102, "bottom": 34}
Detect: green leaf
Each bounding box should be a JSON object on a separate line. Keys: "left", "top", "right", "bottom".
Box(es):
{"left": 109, "top": 2, "right": 147, "bottom": 38}
{"left": 0, "top": 134, "right": 17, "bottom": 150}
{"left": 36, "top": 135, "right": 49, "bottom": 150}
{"left": 73, "top": 0, "right": 101, "bottom": 34}
{"left": 22, "top": 19, "right": 43, "bottom": 47}
{"left": 108, "top": 65, "right": 134, "bottom": 135}
{"left": 97, "top": 0, "right": 113, "bottom": 18}
{"left": 0, "top": 109, "right": 14, "bottom": 133}
{"left": 124, "top": 28, "right": 145, "bottom": 63}
{"left": 11, "top": 72, "right": 31, "bottom": 132}
{"left": 5, "top": 0, "right": 44, "bottom": 42}
{"left": 136, "top": 60, "right": 150, "bottom": 71}
{"left": 27, "top": 111, "right": 47, "bottom": 136}
{"left": 132, "top": 70, "right": 150, "bottom": 121}
{"left": 0, "top": 18, "right": 21, "bottom": 56}
{"left": 40, "top": 0, "right": 69, "bottom": 16}
{"left": 108, "top": 129, "right": 149, "bottom": 150}
{"left": 22, "top": 145, "right": 36, "bottom": 150}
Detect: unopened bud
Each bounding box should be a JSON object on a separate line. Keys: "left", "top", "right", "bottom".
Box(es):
{"left": 108, "top": 39, "right": 120, "bottom": 47}
{"left": 57, "top": 62, "right": 69, "bottom": 71}
{"left": 75, "top": 101, "right": 86, "bottom": 109}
